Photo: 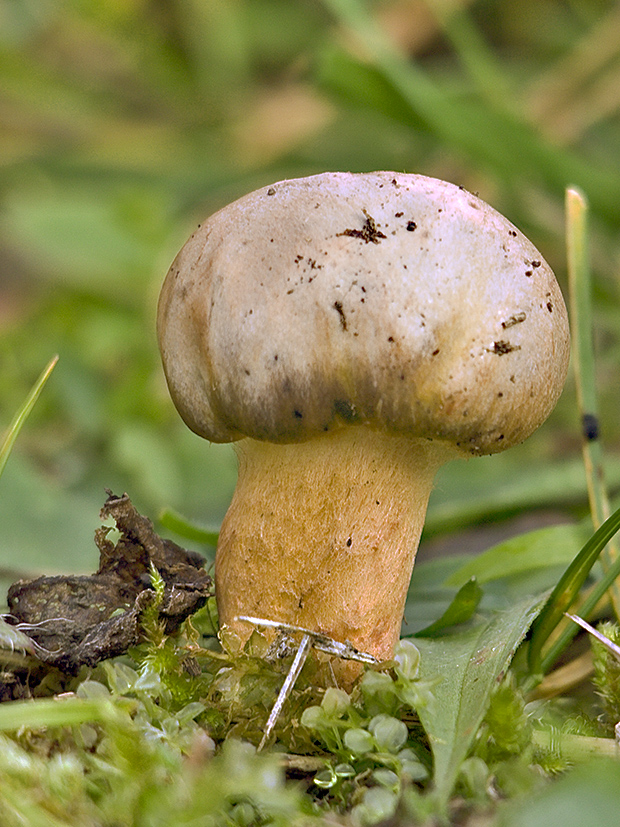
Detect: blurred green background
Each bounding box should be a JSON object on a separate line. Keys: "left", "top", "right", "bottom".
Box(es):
{"left": 1, "top": 0, "right": 620, "bottom": 580}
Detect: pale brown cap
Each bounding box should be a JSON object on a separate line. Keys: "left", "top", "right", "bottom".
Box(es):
{"left": 157, "top": 172, "right": 569, "bottom": 455}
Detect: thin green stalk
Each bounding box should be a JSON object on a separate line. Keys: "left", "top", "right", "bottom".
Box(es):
{"left": 566, "top": 188, "right": 620, "bottom": 617}
{"left": 0, "top": 355, "right": 58, "bottom": 482}
{"left": 524, "top": 189, "right": 620, "bottom": 683}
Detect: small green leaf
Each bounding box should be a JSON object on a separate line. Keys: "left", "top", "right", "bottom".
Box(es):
{"left": 372, "top": 768, "right": 400, "bottom": 789}
{"left": 353, "top": 787, "right": 398, "bottom": 824}
{"left": 368, "top": 715, "right": 408, "bottom": 753}
{"left": 415, "top": 592, "right": 546, "bottom": 807}
{"left": 321, "top": 687, "right": 350, "bottom": 717}
{"left": 343, "top": 728, "right": 374, "bottom": 754}
{"left": 393, "top": 639, "right": 421, "bottom": 680}
{"left": 313, "top": 768, "right": 336, "bottom": 789}
{"left": 300, "top": 705, "right": 325, "bottom": 730}
{"left": 414, "top": 577, "right": 482, "bottom": 638}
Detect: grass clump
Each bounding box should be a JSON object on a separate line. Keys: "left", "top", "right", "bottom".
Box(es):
{"left": 0, "top": 613, "right": 441, "bottom": 826}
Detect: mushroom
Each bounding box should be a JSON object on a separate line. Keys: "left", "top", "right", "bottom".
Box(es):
{"left": 157, "top": 171, "right": 570, "bottom": 679}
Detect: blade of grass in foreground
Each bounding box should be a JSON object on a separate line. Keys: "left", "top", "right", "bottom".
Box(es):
{"left": 0, "top": 355, "right": 58, "bottom": 482}
{"left": 0, "top": 696, "right": 122, "bottom": 731}
{"left": 526, "top": 188, "right": 620, "bottom": 679}
{"left": 566, "top": 187, "right": 620, "bottom": 617}
{"left": 527, "top": 505, "right": 620, "bottom": 677}
{"left": 539, "top": 544, "right": 620, "bottom": 679}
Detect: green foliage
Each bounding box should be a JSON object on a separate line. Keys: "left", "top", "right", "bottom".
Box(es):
{"left": 0, "top": 717, "right": 308, "bottom": 827}
{"left": 138, "top": 563, "right": 166, "bottom": 644}
{"left": 414, "top": 592, "right": 546, "bottom": 809}
{"left": 4, "top": 0, "right": 620, "bottom": 823}
{"left": 158, "top": 507, "right": 219, "bottom": 548}
{"left": 0, "top": 629, "right": 434, "bottom": 825}
{"left": 445, "top": 524, "right": 590, "bottom": 589}
{"left": 413, "top": 577, "right": 482, "bottom": 638}
{"left": 3, "top": 0, "right": 620, "bottom": 579}
{"left": 0, "top": 548, "right": 613, "bottom": 825}
{"left": 299, "top": 641, "right": 433, "bottom": 818}
{"left": 478, "top": 677, "right": 532, "bottom": 765}
{"left": 528, "top": 505, "right": 620, "bottom": 675}
{"left": 465, "top": 676, "right": 540, "bottom": 804}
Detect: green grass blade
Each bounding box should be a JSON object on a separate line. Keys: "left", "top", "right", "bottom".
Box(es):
{"left": 527, "top": 505, "right": 620, "bottom": 675}
{"left": 158, "top": 506, "right": 219, "bottom": 546}
{"left": 566, "top": 188, "right": 620, "bottom": 615}
{"left": 0, "top": 355, "right": 58, "bottom": 482}
{"left": 526, "top": 188, "right": 620, "bottom": 677}
{"left": 445, "top": 523, "right": 590, "bottom": 588}
{"left": 539, "top": 547, "right": 620, "bottom": 677}
{"left": 567, "top": 187, "right": 605, "bottom": 519}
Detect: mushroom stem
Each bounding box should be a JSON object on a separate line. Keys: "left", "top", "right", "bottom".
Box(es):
{"left": 215, "top": 427, "right": 455, "bottom": 670}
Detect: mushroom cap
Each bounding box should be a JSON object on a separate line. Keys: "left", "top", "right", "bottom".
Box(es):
{"left": 157, "top": 172, "right": 569, "bottom": 455}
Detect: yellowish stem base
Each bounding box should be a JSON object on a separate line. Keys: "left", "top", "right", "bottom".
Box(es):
{"left": 215, "top": 427, "right": 453, "bottom": 674}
